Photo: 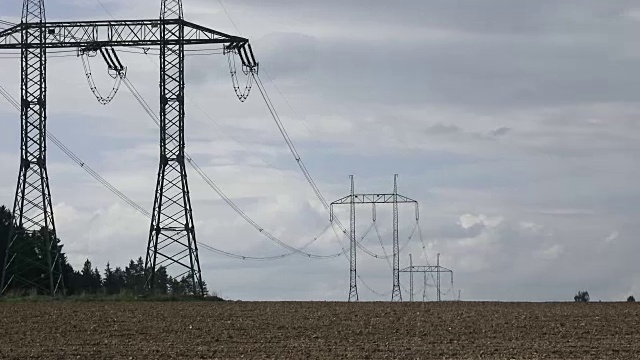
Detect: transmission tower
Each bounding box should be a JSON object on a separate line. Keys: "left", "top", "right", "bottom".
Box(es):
{"left": 0, "top": 0, "right": 63, "bottom": 296}
{"left": 400, "top": 253, "right": 454, "bottom": 302}
{"left": 331, "top": 175, "right": 418, "bottom": 302}
{"left": 146, "top": 0, "right": 201, "bottom": 296}
{"left": 0, "top": 0, "right": 257, "bottom": 296}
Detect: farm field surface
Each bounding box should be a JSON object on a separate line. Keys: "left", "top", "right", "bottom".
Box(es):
{"left": 1, "top": 301, "right": 639, "bottom": 359}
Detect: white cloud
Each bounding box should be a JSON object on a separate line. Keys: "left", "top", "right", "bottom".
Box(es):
{"left": 458, "top": 214, "right": 504, "bottom": 230}
{"left": 536, "top": 244, "right": 564, "bottom": 260}
{"left": 604, "top": 231, "right": 619, "bottom": 244}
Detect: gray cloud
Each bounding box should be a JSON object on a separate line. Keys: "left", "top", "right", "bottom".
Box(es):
{"left": 426, "top": 123, "right": 462, "bottom": 135}
{"left": 1, "top": 0, "right": 639, "bottom": 302}
{"left": 491, "top": 127, "right": 511, "bottom": 137}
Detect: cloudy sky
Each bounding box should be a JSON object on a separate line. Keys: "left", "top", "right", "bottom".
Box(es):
{"left": 1, "top": 0, "right": 640, "bottom": 301}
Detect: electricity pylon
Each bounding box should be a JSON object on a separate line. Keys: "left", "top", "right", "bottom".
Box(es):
{"left": 0, "top": 0, "right": 257, "bottom": 296}
{"left": 0, "top": 0, "right": 63, "bottom": 296}
{"left": 331, "top": 175, "right": 419, "bottom": 302}
{"left": 400, "top": 253, "right": 454, "bottom": 302}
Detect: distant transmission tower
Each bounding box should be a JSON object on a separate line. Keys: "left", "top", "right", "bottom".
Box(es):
{"left": 400, "top": 253, "right": 454, "bottom": 302}
{"left": 331, "top": 175, "right": 418, "bottom": 302}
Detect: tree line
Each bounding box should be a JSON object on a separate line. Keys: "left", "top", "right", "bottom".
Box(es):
{"left": 0, "top": 205, "right": 208, "bottom": 297}
{"left": 65, "top": 256, "right": 208, "bottom": 296}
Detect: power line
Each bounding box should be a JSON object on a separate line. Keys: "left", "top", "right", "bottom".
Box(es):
{"left": 0, "top": 85, "right": 150, "bottom": 219}
{"left": 253, "top": 73, "right": 383, "bottom": 263}
{"left": 0, "top": 83, "right": 333, "bottom": 262}
{"left": 216, "top": 0, "right": 243, "bottom": 36}
{"left": 261, "top": 68, "right": 314, "bottom": 136}
{"left": 95, "top": 0, "right": 115, "bottom": 18}
{"left": 121, "top": 77, "right": 348, "bottom": 259}
{"left": 358, "top": 273, "right": 392, "bottom": 297}
{"left": 215, "top": 6, "right": 354, "bottom": 251}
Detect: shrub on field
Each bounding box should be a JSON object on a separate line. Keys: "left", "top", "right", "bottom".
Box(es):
{"left": 627, "top": 295, "right": 635, "bottom": 302}
{"left": 574, "top": 290, "right": 590, "bottom": 302}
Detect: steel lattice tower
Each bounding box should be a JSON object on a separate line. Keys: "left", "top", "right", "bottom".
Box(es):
{"left": 391, "top": 174, "right": 401, "bottom": 301}
{"left": 1, "top": 0, "right": 63, "bottom": 296}
{"left": 332, "top": 175, "right": 418, "bottom": 301}
{"left": 400, "top": 254, "right": 454, "bottom": 302}
{"left": 348, "top": 175, "right": 358, "bottom": 302}
{"left": 145, "top": 0, "right": 204, "bottom": 296}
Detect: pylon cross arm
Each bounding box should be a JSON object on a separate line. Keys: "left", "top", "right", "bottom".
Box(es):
{"left": 0, "top": 19, "right": 248, "bottom": 49}
{"left": 400, "top": 266, "right": 453, "bottom": 273}
{"left": 331, "top": 193, "right": 418, "bottom": 205}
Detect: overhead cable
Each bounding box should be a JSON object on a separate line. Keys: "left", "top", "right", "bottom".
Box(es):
{"left": 0, "top": 84, "right": 149, "bottom": 218}
{"left": 121, "top": 77, "right": 350, "bottom": 259}
{"left": 0, "top": 83, "right": 332, "bottom": 262}
{"left": 253, "top": 73, "right": 399, "bottom": 262}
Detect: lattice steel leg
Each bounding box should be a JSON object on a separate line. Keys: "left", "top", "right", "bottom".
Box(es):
{"left": 145, "top": 0, "right": 204, "bottom": 296}
{"left": 348, "top": 175, "right": 358, "bottom": 302}
{"left": 391, "top": 174, "right": 402, "bottom": 301}
{"left": 409, "top": 254, "right": 413, "bottom": 302}
{"left": 1, "top": 0, "right": 63, "bottom": 296}
{"left": 437, "top": 253, "right": 441, "bottom": 302}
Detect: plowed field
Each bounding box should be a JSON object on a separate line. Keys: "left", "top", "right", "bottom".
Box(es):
{"left": 1, "top": 301, "right": 638, "bottom": 359}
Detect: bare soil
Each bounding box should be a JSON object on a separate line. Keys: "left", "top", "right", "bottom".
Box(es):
{"left": 1, "top": 301, "right": 638, "bottom": 359}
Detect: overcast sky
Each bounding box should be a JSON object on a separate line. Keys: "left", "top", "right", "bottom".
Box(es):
{"left": 1, "top": 0, "right": 639, "bottom": 301}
